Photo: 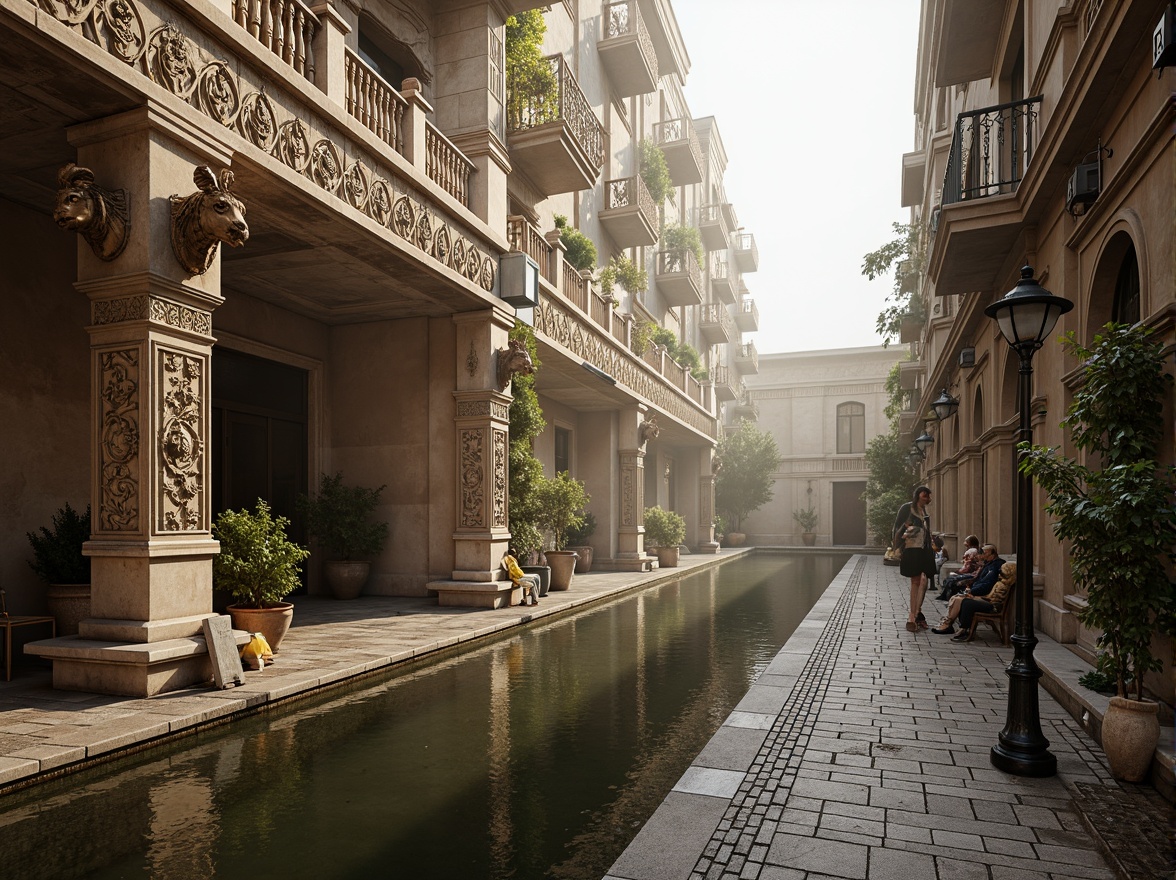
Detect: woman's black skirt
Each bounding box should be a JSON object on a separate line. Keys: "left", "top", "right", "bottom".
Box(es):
{"left": 900, "top": 546, "right": 936, "bottom": 578}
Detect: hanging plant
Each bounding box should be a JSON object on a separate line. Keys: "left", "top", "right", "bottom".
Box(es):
{"left": 599, "top": 254, "right": 647, "bottom": 297}
{"left": 639, "top": 138, "right": 674, "bottom": 206}
{"left": 507, "top": 321, "right": 546, "bottom": 561}
{"left": 660, "top": 221, "right": 703, "bottom": 265}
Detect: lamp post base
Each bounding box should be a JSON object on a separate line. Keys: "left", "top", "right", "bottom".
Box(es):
{"left": 990, "top": 743, "right": 1057, "bottom": 777}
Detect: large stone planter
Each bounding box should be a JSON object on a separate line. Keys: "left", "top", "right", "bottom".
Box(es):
{"left": 654, "top": 546, "right": 680, "bottom": 568}
{"left": 324, "top": 560, "right": 370, "bottom": 600}
{"left": 725, "top": 532, "right": 746, "bottom": 547}
{"left": 227, "top": 603, "right": 294, "bottom": 653}
{"left": 47, "top": 583, "right": 91, "bottom": 636}
{"left": 569, "top": 546, "right": 593, "bottom": 573}
{"left": 801, "top": 533, "right": 816, "bottom": 546}
{"left": 1101, "top": 696, "right": 1160, "bottom": 782}
{"left": 545, "top": 551, "right": 578, "bottom": 591}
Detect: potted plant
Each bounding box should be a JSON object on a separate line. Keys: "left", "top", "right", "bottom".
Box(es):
{"left": 26, "top": 502, "right": 91, "bottom": 636}
{"left": 537, "top": 471, "right": 590, "bottom": 590}
{"left": 793, "top": 505, "right": 818, "bottom": 546}
{"left": 298, "top": 472, "right": 388, "bottom": 599}
{"left": 1021, "top": 323, "right": 1176, "bottom": 782}
{"left": 213, "top": 499, "right": 310, "bottom": 652}
{"left": 643, "top": 506, "right": 686, "bottom": 568}
{"left": 565, "top": 511, "right": 597, "bottom": 573}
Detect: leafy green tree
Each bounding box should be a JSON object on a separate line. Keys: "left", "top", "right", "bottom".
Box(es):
{"left": 505, "top": 11, "right": 558, "bottom": 127}
{"left": 862, "top": 221, "right": 925, "bottom": 346}
{"left": 862, "top": 427, "right": 914, "bottom": 546}
{"left": 715, "top": 420, "right": 782, "bottom": 532}
{"left": 1020, "top": 324, "right": 1176, "bottom": 700}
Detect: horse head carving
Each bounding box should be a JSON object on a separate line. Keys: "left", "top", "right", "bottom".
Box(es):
{"left": 497, "top": 338, "right": 534, "bottom": 390}
{"left": 53, "top": 163, "right": 130, "bottom": 261}
{"left": 169, "top": 165, "right": 249, "bottom": 276}
{"left": 639, "top": 415, "right": 661, "bottom": 447}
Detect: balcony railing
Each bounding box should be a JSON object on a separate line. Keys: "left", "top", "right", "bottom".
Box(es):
{"left": 699, "top": 303, "right": 733, "bottom": 345}
{"left": 653, "top": 116, "right": 704, "bottom": 186}
{"left": 710, "top": 259, "right": 736, "bottom": 305}
{"left": 345, "top": 48, "right": 407, "bottom": 153}
{"left": 507, "top": 54, "right": 606, "bottom": 172}
{"left": 733, "top": 232, "right": 758, "bottom": 273}
{"left": 942, "top": 95, "right": 1042, "bottom": 205}
{"left": 232, "top": 0, "right": 319, "bottom": 81}
{"left": 697, "top": 204, "right": 729, "bottom": 252}
{"left": 425, "top": 121, "right": 474, "bottom": 207}
{"left": 599, "top": 174, "right": 659, "bottom": 247}
{"left": 734, "top": 340, "right": 759, "bottom": 375}
{"left": 734, "top": 297, "right": 759, "bottom": 333}
{"left": 654, "top": 247, "right": 703, "bottom": 307}
{"left": 598, "top": 0, "right": 658, "bottom": 97}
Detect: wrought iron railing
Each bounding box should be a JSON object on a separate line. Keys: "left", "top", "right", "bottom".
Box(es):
{"left": 602, "top": 0, "right": 658, "bottom": 79}
{"left": 942, "top": 95, "right": 1042, "bottom": 205}
{"left": 425, "top": 121, "right": 474, "bottom": 207}
{"left": 232, "top": 0, "right": 319, "bottom": 81}
{"left": 653, "top": 116, "right": 703, "bottom": 173}
{"left": 604, "top": 174, "right": 657, "bottom": 222}
{"left": 506, "top": 54, "right": 605, "bottom": 172}
{"left": 345, "top": 48, "right": 407, "bottom": 153}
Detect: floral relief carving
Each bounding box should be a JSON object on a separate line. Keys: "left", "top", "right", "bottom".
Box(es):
{"left": 196, "top": 60, "right": 240, "bottom": 126}
{"left": 492, "top": 428, "right": 507, "bottom": 528}
{"left": 621, "top": 466, "right": 634, "bottom": 527}
{"left": 459, "top": 428, "right": 484, "bottom": 529}
{"left": 159, "top": 351, "right": 204, "bottom": 531}
{"left": 465, "top": 341, "right": 479, "bottom": 378}
{"left": 146, "top": 23, "right": 197, "bottom": 98}
{"left": 100, "top": 349, "right": 140, "bottom": 531}
{"left": 149, "top": 298, "right": 212, "bottom": 335}
{"left": 94, "top": 296, "right": 149, "bottom": 324}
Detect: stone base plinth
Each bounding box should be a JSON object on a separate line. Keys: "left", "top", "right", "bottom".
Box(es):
{"left": 79, "top": 613, "right": 219, "bottom": 643}
{"left": 697, "top": 541, "right": 721, "bottom": 555}
{"left": 595, "top": 556, "right": 656, "bottom": 572}
{"left": 428, "top": 579, "right": 520, "bottom": 609}
{"left": 26, "top": 630, "right": 250, "bottom": 697}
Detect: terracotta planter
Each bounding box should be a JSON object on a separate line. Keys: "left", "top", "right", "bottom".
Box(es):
{"left": 324, "top": 560, "right": 370, "bottom": 600}
{"left": 1101, "top": 696, "right": 1160, "bottom": 782}
{"left": 801, "top": 533, "right": 816, "bottom": 546}
{"left": 726, "top": 532, "right": 746, "bottom": 547}
{"left": 47, "top": 583, "right": 91, "bottom": 636}
{"left": 546, "top": 551, "right": 578, "bottom": 591}
{"left": 521, "top": 565, "right": 551, "bottom": 597}
{"left": 654, "top": 546, "right": 680, "bottom": 568}
{"left": 227, "top": 603, "right": 294, "bottom": 653}
{"left": 569, "top": 546, "right": 593, "bottom": 573}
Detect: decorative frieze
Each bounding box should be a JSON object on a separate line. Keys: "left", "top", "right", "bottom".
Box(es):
{"left": 536, "top": 299, "right": 717, "bottom": 439}
{"left": 158, "top": 351, "right": 204, "bottom": 531}
{"left": 99, "top": 348, "right": 140, "bottom": 532}
{"left": 92, "top": 295, "right": 212, "bottom": 335}
{"left": 456, "top": 399, "right": 510, "bottom": 421}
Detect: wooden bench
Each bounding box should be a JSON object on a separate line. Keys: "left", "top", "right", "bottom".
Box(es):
{"left": 965, "top": 588, "right": 1014, "bottom": 645}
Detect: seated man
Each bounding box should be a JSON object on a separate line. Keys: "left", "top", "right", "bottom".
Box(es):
{"left": 931, "top": 562, "right": 1015, "bottom": 641}
{"left": 502, "top": 551, "right": 540, "bottom": 607}
{"left": 931, "top": 544, "right": 1004, "bottom": 633}
{"left": 936, "top": 534, "right": 981, "bottom": 600}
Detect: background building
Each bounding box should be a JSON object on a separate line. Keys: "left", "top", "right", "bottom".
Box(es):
{"left": 741, "top": 347, "right": 905, "bottom": 546}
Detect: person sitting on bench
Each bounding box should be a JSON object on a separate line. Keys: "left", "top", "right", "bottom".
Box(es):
{"left": 503, "top": 551, "right": 540, "bottom": 607}
{"left": 936, "top": 534, "right": 981, "bottom": 600}
{"left": 932, "top": 551, "right": 1008, "bottom": 637}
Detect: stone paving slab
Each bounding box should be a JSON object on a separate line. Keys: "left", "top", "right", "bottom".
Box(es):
{"left": 605, "top": 555, "right": 1176, "bottom": 880}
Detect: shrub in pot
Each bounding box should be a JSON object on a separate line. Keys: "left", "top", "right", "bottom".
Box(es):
{"left": 565, "top": 511, "right": 597, "bottom": 573}
{"left": 26, "top": 502, "right": 91, "bottom": 636}
{"left": 298, "top": 472, "right": 388, "bottom": 599}
{"left": 1020, "top": 324, "right": 1176, "bottom": 781}
{"left": 644, "top": 506, "right": 686, "bottom": 568}
{"left": 793, "top": 505, "right": 818, "bottom": 546}
{"left": 537, "top": 472, "right": 590, "bottom": 590}
{"left": 213, "top": 499, "right": 309, "bottom": 651}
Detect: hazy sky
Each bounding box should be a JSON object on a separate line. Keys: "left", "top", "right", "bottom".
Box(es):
{"left": 673, "top": 1, "right": 922, "bottom": 354}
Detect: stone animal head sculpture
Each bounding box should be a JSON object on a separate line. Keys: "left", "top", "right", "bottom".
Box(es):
{"left": 638, "top": 415, "right": 660, "bottom": 447}
{"left": 169, "top": 165, "right": 249, "bottom": 276}
{"left": 53, "top": 163, "right": 130, "bottom": 261}
{"left": 497, "top": 338, "right": 534, "bottom": 390}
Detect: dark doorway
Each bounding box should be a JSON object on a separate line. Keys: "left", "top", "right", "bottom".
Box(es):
{"left": 832, "top": 481, "right": 867, "bottom": 545}
{"left": 211, "top": 348, "right": 309, "bottom": 544}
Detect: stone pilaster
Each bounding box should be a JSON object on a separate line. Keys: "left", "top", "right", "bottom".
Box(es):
{"left": 615, "top": 405, "right": 653, "bottom": 570}
{"left": 697, "top": 447, "right": 719, "bottom": 554}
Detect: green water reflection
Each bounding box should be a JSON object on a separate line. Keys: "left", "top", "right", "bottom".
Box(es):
{"left": 0, "top": 553, "right": 848, "bottom": 880}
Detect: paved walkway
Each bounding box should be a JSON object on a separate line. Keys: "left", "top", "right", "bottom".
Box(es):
{"left": 606, "top": 556, "right": 1175, "bottom": 880}
{"left": 0, "top": 552, "right": 1171, "bottom": 879}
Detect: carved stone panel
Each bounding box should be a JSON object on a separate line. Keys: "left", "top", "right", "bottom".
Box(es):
{"left": 158, "top": 350, "right": 205, "bottom": 532}
{"left": 493, "top": 428, "right": 507, "bottom": 529}
{"left": 99, "top": 348, "right": 140, "bottom": 532}
{"left": 460, "top": 428, "right": 485, "bottom": 529}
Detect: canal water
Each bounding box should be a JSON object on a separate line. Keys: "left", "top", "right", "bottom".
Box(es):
{"left": 0, "top": 552, "right": 849, "bottom": 880}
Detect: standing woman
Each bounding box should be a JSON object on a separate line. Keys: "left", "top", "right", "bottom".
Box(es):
{"left": 893, "top": 486, "right": 935, "bottom": 632}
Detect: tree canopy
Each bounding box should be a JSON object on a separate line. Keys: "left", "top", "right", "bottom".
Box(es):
{"left": 715, "top": 420, "right": 782, "bottom": 532}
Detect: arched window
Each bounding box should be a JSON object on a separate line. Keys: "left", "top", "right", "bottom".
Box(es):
{"left": 836, "top": 402, "right": 865, "bottom": 454}
{"left": 1112, "top": 242, "right": 1140, "bottom": 326}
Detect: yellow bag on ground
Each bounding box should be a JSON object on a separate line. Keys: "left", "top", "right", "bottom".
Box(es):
{"left": 240, "top": 632, "right": 274, "bottom": 670}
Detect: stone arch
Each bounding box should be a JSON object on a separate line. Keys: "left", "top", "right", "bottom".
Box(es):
{"left": 1086, "top": 214, "right": 1147, "bottom": 339}
{"left": 971, "top": 386, "right": 984, "bottom": 441}
{"left": 999, "top": 346, "right": 1019, "bottom": 426}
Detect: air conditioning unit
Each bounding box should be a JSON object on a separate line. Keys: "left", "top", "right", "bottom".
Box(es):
{"left": 1066, "top": 161, "right": 1100, "bottom": 214}
{"left": 958, "top": 347, "right": 976, "bottom": 369}
{"left": 1154, "top": 1, "right": 1176, "bottom": 70}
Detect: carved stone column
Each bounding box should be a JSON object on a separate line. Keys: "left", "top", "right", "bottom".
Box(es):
{"left": 615, "top": 405, "right": 653, "bottom": 571}
{"left": 697, "top": 446, "right": 720, "bottom": 554}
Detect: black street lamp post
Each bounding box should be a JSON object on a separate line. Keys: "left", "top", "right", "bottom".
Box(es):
{"left": 984, "top": 266, "right": 1072, "bottom": 777}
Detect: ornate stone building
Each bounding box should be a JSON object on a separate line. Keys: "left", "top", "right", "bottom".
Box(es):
{"left": 899, "top": 0, "right": 1174, "bottom": 700}
{"left": 0, "top": 0, "right": 759, "bottom": 694}
{"left": 740, "top": 347, "right": 905, "bottom": 547}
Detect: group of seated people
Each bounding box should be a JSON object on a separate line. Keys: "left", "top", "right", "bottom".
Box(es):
{"left": 929, "top": 536, "right": 1014, "bottom": 641}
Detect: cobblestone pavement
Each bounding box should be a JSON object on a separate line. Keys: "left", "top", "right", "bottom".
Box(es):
{"left": 608, "top": 555, "right": 1175, "bottom": 880}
